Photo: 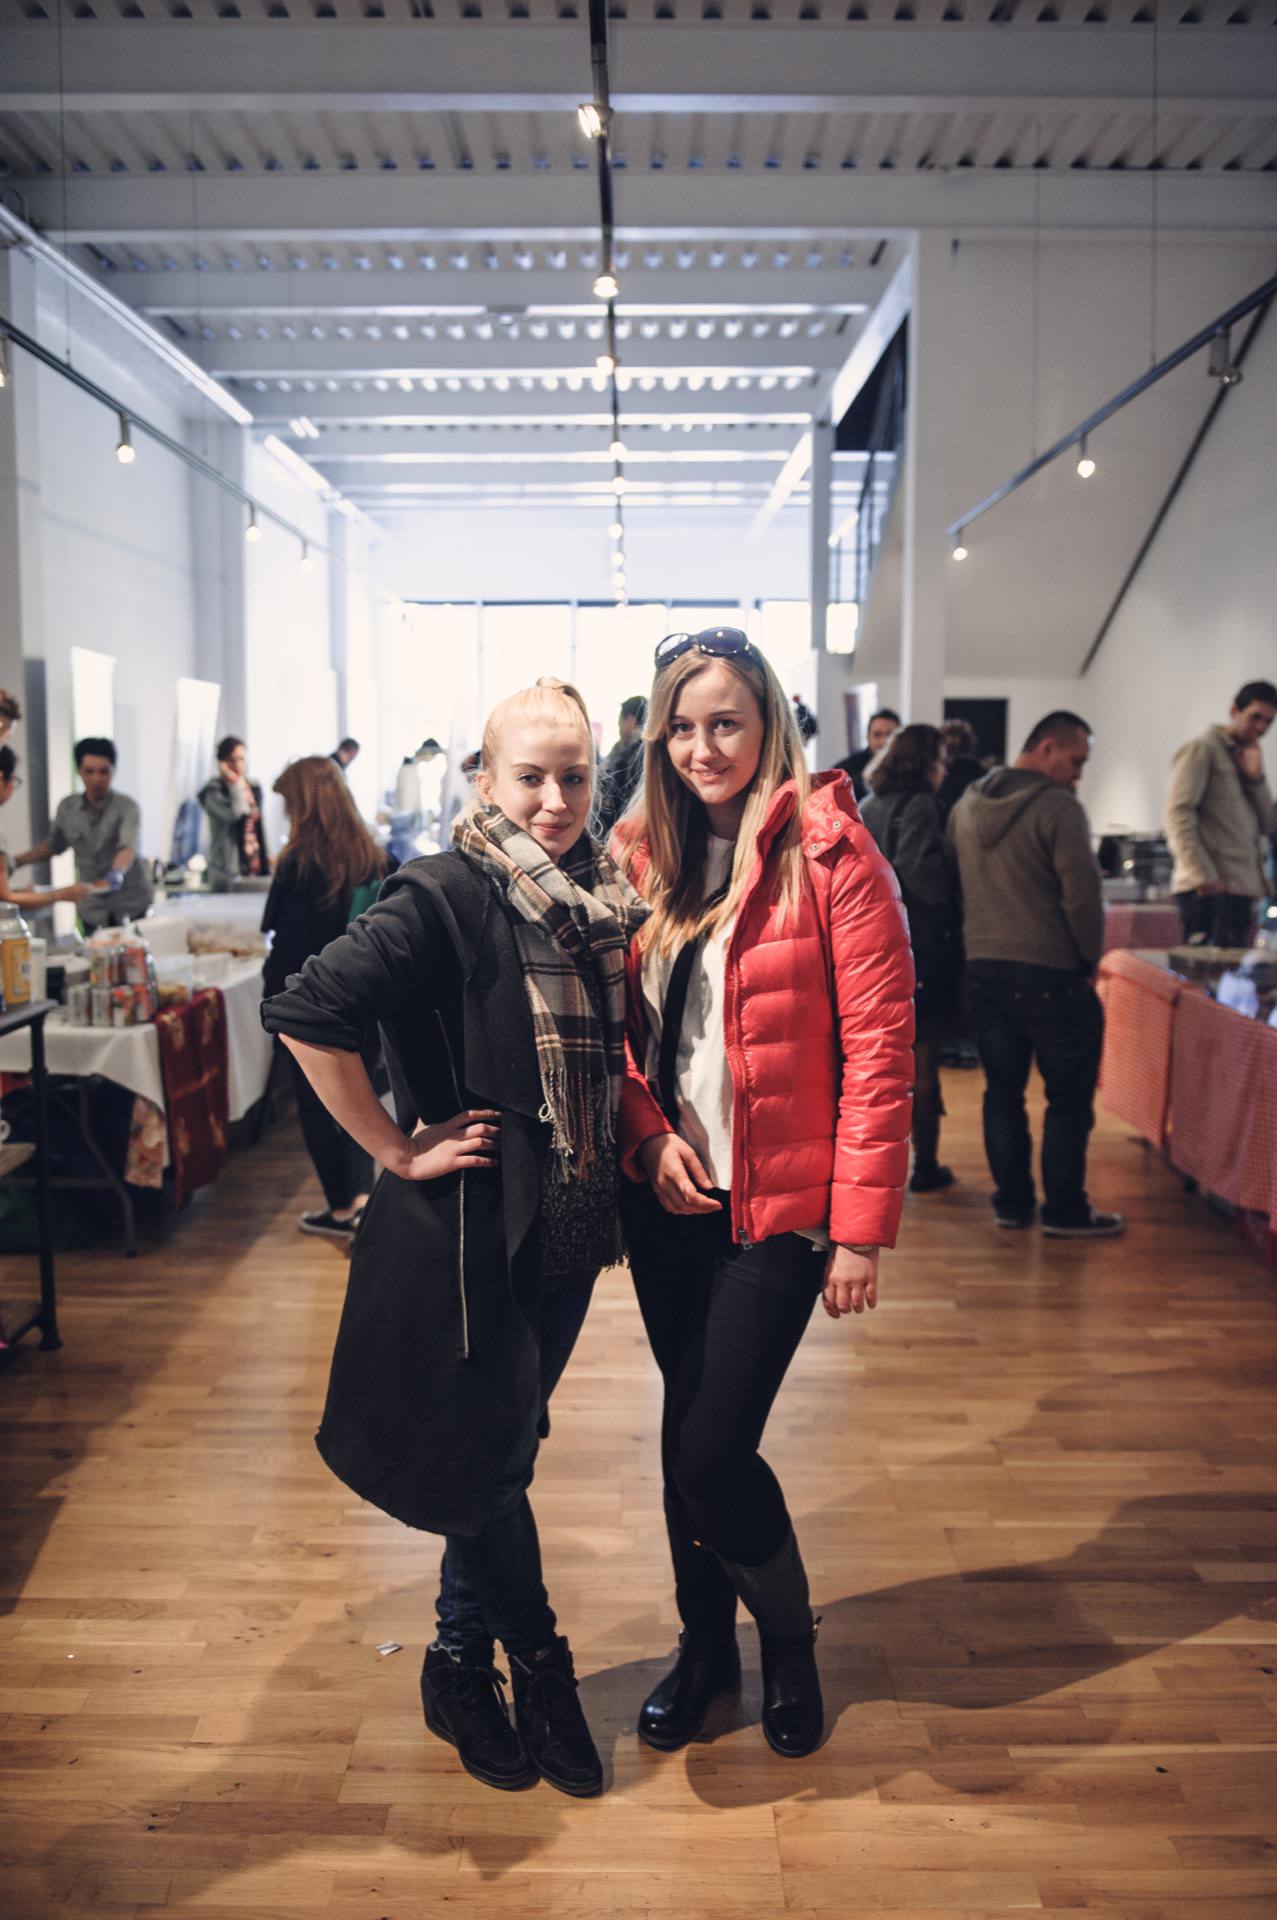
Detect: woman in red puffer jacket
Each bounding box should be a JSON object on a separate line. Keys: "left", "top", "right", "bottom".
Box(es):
{"left": 615, "top": 627, "right": 914, "bottom": 1765}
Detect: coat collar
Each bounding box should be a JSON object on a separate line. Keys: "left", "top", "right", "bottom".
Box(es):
{"left": 753, "top": 769, "right": 859, "bottom": 863}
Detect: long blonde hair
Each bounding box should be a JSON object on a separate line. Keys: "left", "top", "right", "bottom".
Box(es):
{"left": 623, "top": 643, "right": 810, "bottom": 954}
{"left": 471, "top": 675, "right": 597, "bottom": 814}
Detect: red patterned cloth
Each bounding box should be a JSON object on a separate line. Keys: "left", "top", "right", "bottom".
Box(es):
{"left": 155, "top": 989, "right": 230, "bottom": 1207}
{"left": 1169, "top": 989, "right": 1277, "bottom": 1220}
{"left": 1097, "top": 951, "right": 1187, "bottom": 1149}
{"left": 1102, "top": 902, "right": 1183, "bottom": 954}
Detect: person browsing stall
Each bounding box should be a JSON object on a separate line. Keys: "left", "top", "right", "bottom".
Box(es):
{"left": 10, "top": 736, "right": 152, "bottom": 928}
{"left": 1164, "top": 679, "right": 1276, "bottom": 949}
{"left": 0, "top": 746, "right": 97, "bottom": 915}
{"left": 199, "top": 735, "right": 272, "bottom": 890}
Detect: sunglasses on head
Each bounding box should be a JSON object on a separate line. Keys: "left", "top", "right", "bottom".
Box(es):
{"left": 653, "top": 626, "right": 756, "bottom": 672}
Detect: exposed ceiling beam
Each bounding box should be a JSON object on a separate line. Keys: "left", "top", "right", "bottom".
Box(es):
{"left": 125, "top": 268, "right": 881, "bottom": 317}
{"left": 23, "top": 171, "right": 1277, "bottom": 245}
{"left": 3, "top": 24, "right": 1272, "bottom": 114}
{"left": 242, "top": 387, "right": 814, "bottom": 425}
{"left": 303, "top": 423, "right": 822, "bottom": 461}
{"left": 197, "top": 334, "right": 845, "bottom": 378}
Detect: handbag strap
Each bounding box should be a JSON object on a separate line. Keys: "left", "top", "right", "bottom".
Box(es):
{"left": 656, "top": 882, "right": 730, "bottom": 1124}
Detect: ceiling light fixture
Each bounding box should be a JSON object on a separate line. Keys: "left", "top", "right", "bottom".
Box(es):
{"left": 609, "top": 437, "right": 625, "bottom": 457}
{"left": 115, "top": 412, "right": 136, "bottom": 464}
{"left": 577, "top": 102, "right": 611, "bottom": 140}
{"left": 1207, "top": 328, "right": 1243, "bottom": 386}
{"left": 596, "top": 351, "right": 616, "bottom": 375}
{"left": 951, "top": 531, "right": 968, "bottom": 562}
{"left": 612, "top": 474, "right": 627, "bottom": 495}
{"left": 245, "top": 505, "right": 262, "bottom": 544}
{"left": 299, "top": 540, "right": 314, "bottom": 573}
{"left": 0, "top": 335, "right": 8, "bottom": 389}
{"left": 593, "top": 271, "right": 619, "bottom": 302}
{"left": 608, "top": 519, "right": 623, "bottom": 539}
{"left": 1075, "top": 434, "right": 1096, "bottom": 480}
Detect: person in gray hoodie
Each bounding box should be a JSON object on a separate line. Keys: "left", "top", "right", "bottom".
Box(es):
{"left": 947, "top": 711, "right": 1122, "bottom": 1240}
{"left": 1164, "top": 679, "right": 1276, "bottom": 949}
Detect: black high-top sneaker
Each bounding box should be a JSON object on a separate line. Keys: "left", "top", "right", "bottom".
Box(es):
{"left": 509, "top": 1635, "right": 604, "bottom": 1797}
{"left": 420, "top": 1642, "right": 536, "bottom": 1791}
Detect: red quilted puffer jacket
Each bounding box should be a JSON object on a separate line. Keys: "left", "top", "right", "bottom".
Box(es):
{"left": 619, "top": 771, "right": 916, "bottom": 1250}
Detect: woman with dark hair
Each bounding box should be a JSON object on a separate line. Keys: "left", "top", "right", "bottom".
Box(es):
{"left": 199, "top": 735, "right": 271, "bottom": 889}
{"left": 860, "top": 723, "right": 964, "bottom": 1194}
{"left": 262, "top": 756, "right": 393, "bottom": 1243}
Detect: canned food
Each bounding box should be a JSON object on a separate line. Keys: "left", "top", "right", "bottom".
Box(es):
{"left": 67, "top": 983, "right": 92, "bottom": 1026}
{"left": 91, "top": 985, "right": 113, "bottom": 1028}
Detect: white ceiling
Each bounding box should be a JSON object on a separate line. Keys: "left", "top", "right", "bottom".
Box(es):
{"left": 0, "top": 10, "right": 1274, "bottom": 534}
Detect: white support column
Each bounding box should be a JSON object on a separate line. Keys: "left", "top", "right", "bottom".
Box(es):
{"left": 328, "top": 510, "right": 351, "bottom": 744}
{"left": 900, "top": 230, "right": 951, "bottom": 726}
{"left": 187, "top": 420, "right": 249, "bottom": 740}
{"left": 0, "top": 251, "right": 46, "bottom": 856}
{"left": 807, "top": 413, "right": 833, "bottom": 657}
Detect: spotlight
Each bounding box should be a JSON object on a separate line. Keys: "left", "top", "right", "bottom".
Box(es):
{"left": 593, "top": 271, "right": 619, "bottom": 302}
{"left": 951, "top": 531, "right": 968, "bottom": 562}
{"left": 299, "top": 540, "right": 314, "bottom": 573}
{"left": 611, "top": 474, "right": 627, "bottom": 495}
{"left": 0, "top": 336, "right": 8, "bottom": 389}
{"left": 1207, "top": 328, "right": 1243, "bottom": 386}
{"left": 115, "top": 413, "right": 136, "bottom": 464}
{"left": 245, "top": 505, "right": 262, "bottom": 544}
{"left": 1076, "top": 434, "right": 1095, "bottom": 480}
{"left": 577, "top": 102, "right": 611, "bottom": 140}
{"left": 609, "top": 437, "right": 625, "bottom": 458}
{"left": 596, "top": 351, "right": 616, "bottom": 375}
{"left": 608, "top": 519, "right": 623, "bottom": 539}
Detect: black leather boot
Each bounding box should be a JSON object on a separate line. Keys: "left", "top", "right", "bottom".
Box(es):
{"left": 638, "top": 1629, "right": 741, "bottom": 1751}
{"left": 420, "top": 1642, "right": 536, "bottom": 1790}
{"left": 716, "top": 1527, "right": 824, "bottom": 1758}
{"left": 509, "top": 1635, "right": 604, "bottom": 1797}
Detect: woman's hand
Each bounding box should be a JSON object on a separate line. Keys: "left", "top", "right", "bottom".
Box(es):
{"left": 822, "top": 1244, "right": 879, "bottom": 1320}
{"left": 639, "top": 1132, "right": 722, "bottom": 1215}
{"left": 394, "top": 1108, "right": 501, "bottom": 1181}
{"left": 218, "top": 759, "right": 248, "bottom": 789}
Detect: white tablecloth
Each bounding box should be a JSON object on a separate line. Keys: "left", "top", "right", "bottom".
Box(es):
{"left": 0, "top": 960, "right": 273, "bottom": 1123}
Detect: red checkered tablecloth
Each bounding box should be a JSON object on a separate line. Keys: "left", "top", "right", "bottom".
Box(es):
{"left": 1101, "top": 902, "right": 1184, "bottom": 954}
{"left": 1097, "top": 950, "right": 1186, "bottom": 1149}
{"left": 1168, "top": 989, "right": 1277, "bottom": 1221}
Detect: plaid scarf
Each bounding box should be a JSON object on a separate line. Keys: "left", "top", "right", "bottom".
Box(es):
{"left": 452, "top": 806, "right": 648, "bottom": 1179}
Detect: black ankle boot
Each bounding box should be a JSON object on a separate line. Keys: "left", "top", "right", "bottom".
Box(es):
{"left": 716, "top": 1527, "right": 824, "bottom": 1758}
{"left": 758, "top": 1624, "right": 823, "bottom": 1757}
{"left": 420, "top": 1642, "right": 536, "bottom": 1791}
{"left": 509, "top": 1635, "right": 603, "bottom": 1797}
{"left": 638, "top": 1630, "right": 741, "bottom": 1751}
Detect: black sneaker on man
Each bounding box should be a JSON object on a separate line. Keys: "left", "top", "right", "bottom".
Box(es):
{"left": 994, "top": 1206, "right": 1036, "bottom": 1230}
{"left": 510, "top": 1635, "right": 604, "bottom": 1797}
{"left": 1042, "top": 1209, "right": 1126, "bottom": 1239}
{"left": 420, "top": 1642, "right": 536, "bottom": 1791}
{"left": 298, "top": 1208, "right": 359, "bottom": 1244}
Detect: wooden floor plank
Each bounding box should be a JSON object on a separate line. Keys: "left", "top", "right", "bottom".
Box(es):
{"left": 2, "top": 1070, "right": 1275, "bottom": 1916}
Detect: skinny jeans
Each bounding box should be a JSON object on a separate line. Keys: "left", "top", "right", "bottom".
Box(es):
{"left": 622, "top": 1181, "right": 824, "bottom": 1636}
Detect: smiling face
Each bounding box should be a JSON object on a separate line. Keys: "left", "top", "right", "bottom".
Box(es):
{"left": 664, "top": 659, "right": 765, "bottom": 834}
{"left": 478, "top": 719, "right": 593, "bottom": 861}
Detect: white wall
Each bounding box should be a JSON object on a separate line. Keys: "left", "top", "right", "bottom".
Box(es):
{"left": 1081, "top": 309, "right": 1277, "bottom": 837}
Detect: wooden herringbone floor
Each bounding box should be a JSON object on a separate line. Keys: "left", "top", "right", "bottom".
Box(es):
{"left": 1, "top": 1069, "right": 1275, "bottom": 1919}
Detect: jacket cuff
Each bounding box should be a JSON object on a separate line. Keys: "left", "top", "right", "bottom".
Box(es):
{"left": 618, "top": 1076, "right": 673, "bottom": 1182}
{"left": 831, "top": 1185, "right": 904, "bottom": 1251}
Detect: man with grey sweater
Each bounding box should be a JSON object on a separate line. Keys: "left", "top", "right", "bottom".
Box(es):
{"left": 1164, "top": 680, "right": 1276, "bottom": 949}
{"left": 948, "top": 711, "right": 1122, "bottom": 1239}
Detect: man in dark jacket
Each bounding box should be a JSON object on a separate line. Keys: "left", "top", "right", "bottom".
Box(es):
{"left": 595, "top": 695, "right": 646, "bottom": 834}
{"left": 835, "top": 707, "right": 899, "bottom": 802}
{"left": 947, "top": 710, "right": 1122, "bottom": 1240}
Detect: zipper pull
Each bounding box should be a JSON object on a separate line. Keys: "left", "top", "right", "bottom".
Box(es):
{"left": 737, "top": 1226, "right": 753, "bottom": 1249}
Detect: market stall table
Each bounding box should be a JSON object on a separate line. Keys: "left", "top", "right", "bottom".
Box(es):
{"left": 1101, "top": 900, "right": 1184, "bottom": 953}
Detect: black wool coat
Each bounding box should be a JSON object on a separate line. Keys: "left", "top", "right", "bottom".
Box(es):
{"left": 261, "top": 852, "right": 553, "bottom": 1537}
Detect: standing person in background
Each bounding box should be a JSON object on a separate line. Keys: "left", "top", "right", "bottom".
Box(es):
{"left": 12, "top": 737, "right": 153, "bottom": 929}
{"left": 199, "top": 735, "right": 271, "bottom": 890}
{"left": 861, "top": 724, "right": 964, "bottom": 1194}
{"left": 0, "top": 747, "right": 95, "bottom": 914}
{"left": 936, "top": 718, "right": 987, "bottom": 824}
{"left": 948, "top": 711, "right": 1122, "bottom": 1240}
{"left": 595, "top": 696, "right": 647, "bottom": 834}
{"left": 263, "top": 756, "right": 392, "bottom": 1246}
{"left": 0, "top": 689, "right": 20, "bottom": 749}
{"left": 835, "top": 707, "right": 900, "bottom": 802}
{"left": 618, "top": 628, "right": 914, "bottom": 1762}
{"left": 330, "top": 738, "right": 361, "bottom": 775}
{"left": 1164, "top": 680, "right": 1276, "bottom": 949}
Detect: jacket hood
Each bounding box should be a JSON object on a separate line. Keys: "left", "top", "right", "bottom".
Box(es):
{"left": 960, "top": 767, "right": 1059, "bottom": 849}
{"left": 755, "top": 769, "right": 860, "bottom": 861}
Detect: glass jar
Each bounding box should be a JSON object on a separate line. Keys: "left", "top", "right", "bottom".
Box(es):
{"left": 0, "top": 901, "right": 32, "bottom": 1011}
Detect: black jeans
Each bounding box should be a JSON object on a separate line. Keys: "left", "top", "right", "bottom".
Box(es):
{"left": 967, "top": 962, "right": 1104, "bottom": 1227}
{"left": 435, "top": 1275, "right": 595, "bottom": 1660}
{"left": 1174, "top": 891, "right": 1255, "bottom": 949}
{"left": 622, "top": 1182, "right": 824, "bottom": 1636}
{"left": 289, "top": 1055, "right": 373, "bottom": 1213}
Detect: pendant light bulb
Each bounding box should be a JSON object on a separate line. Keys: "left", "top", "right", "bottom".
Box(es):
{"left": 299, "top": 540, "right": 314, "bottom": 573}
{"left": 608, "top": 519, "right": 623, "bottom": 539}
{"left": 577, "top": 102, "right": 610, "bottom": 140}
{"left": 611, "top": 474, "right": 627, "bottom": 496}
{"left": 593, "top": 271, "right": 619, "bottom": 302}
{"left": 1076, "top": 435, "right": 1096, "bottom": 480}
{"left": 115, "top": 413, "right": 136, "bottom": 465}
{"left": 0, "top": 336, "right": 8, "bottom": 389}
{"left": 609, "top": 437, "right": 626, "bottom": 459}
{"left": 245, "top": 505, "right": 262, "bottom": 545}
{"left": 596, "top": 351, "right": 616, "bottom": 375}
{"left": 951, "top": 531, "right": 968, "bottom": 562}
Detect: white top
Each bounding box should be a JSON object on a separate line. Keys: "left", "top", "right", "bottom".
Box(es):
{"left": 641, "top": 834, "right": 737, "bottom": 1189}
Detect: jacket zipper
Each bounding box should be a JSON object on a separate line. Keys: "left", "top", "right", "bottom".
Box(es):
{"left": 723, "top": 895, "right": 756, "bottom": 1248}
{"left": 434, "top": 1008, "right": 471, "bottom": 1361}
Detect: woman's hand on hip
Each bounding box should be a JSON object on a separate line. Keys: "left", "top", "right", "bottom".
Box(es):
{"left": 822, "top": 1244, "right": 879, "bottom": 1320}
{"left": 638, "top": 1133, "right": 723, "bottom": 1215}
{"left": 395, "top": 1109, "right": 501, "bottom": 1181}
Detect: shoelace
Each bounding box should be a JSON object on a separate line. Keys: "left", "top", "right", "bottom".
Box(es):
{"left": 445, "top": 1661, "right": 514, "bottom": 1726}
{"left": 516, "top": 1656, "right": 581, "bottom": 1733}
